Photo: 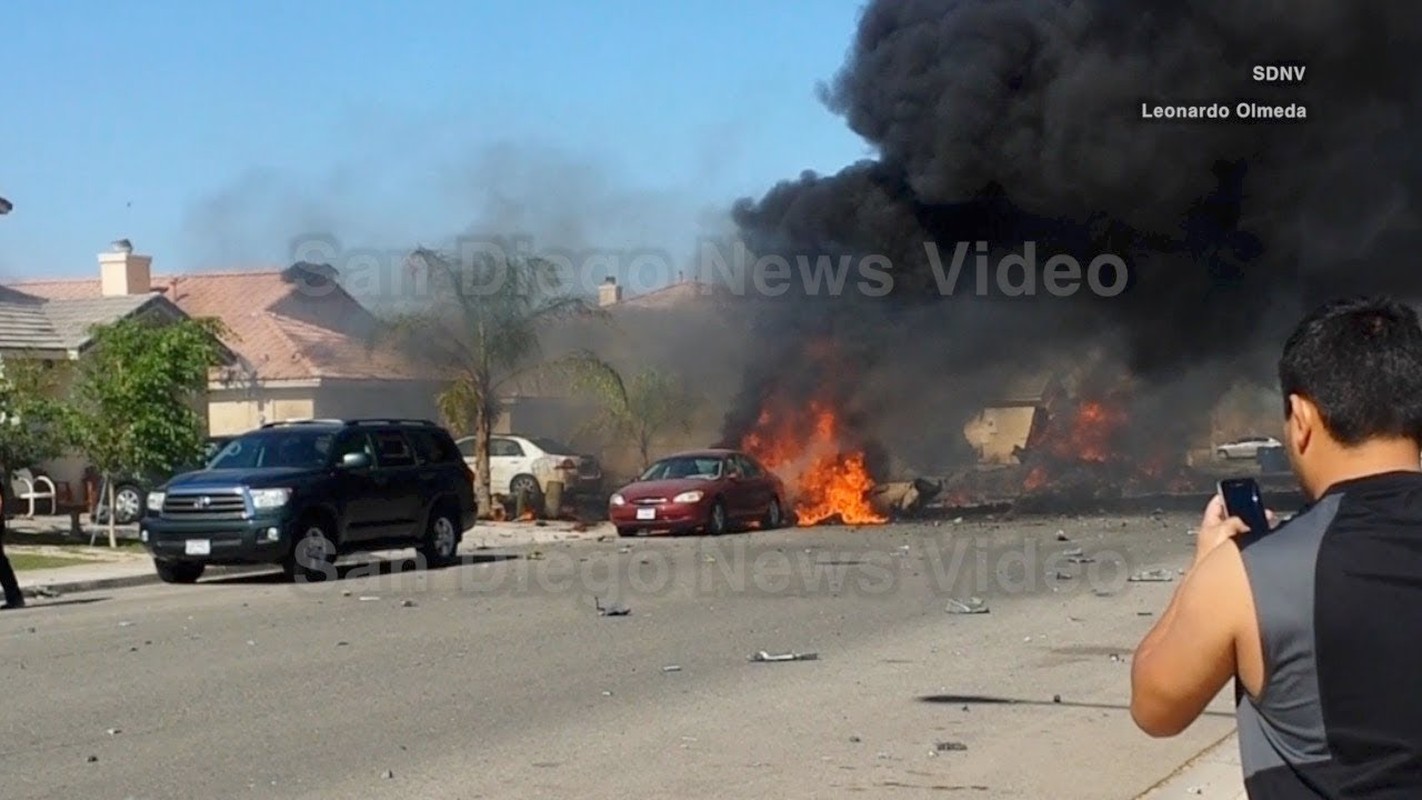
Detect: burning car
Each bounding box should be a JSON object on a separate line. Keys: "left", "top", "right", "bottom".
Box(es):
{"left": 608, "top": 449, "right": 787, "bottom": 537}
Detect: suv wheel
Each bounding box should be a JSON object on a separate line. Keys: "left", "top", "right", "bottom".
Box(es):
{"left": 283, "top": 520, "right": 338, "bottom": 582}
{"left": 155, "top": 559, "right": 204, "bottom": 584}
{"left": 418, "top": 507, "right": 460, "bottom": 569}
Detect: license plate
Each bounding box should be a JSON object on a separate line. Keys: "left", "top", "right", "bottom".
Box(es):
{"left": 185, "top": 539, "right": 211, "bottom": 556}
{"left": 636, "top": 507, "right": 656, "bottom": 520}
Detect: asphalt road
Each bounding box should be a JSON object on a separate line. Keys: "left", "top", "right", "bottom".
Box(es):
{"left": 0, "top": 512, "right": 1235, "bottom": 799}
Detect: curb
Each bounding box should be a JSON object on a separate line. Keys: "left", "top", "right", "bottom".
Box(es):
{"left": 21, "top": 565, "right": 274, "bottom": 598}
{"left": 22, "top": 571, "right": 163, "bottom": 598}
{"left": 1135, "top": 730, "right": 1243, "bottom": 799}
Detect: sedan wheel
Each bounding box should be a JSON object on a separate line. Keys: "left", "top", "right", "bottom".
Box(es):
{"left": 706, "top": 500, "right": 727, "bottom": 536}
{"left": 764, "top": 497, "right": 784, "bottom": 530}
{"left": 114, "top": 485, "right": 143, "bottom": 524}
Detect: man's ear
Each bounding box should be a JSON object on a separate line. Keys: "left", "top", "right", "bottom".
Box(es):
{"left": 1287, "top": 394, "right": 1315, "bottom": 453}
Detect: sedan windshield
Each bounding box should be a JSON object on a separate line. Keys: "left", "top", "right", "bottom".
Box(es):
{"left": 640, "top": 456, "right": 722, "bottom": 481}
{"left": 208, "top": 432, "right": 334, "bottom": 470}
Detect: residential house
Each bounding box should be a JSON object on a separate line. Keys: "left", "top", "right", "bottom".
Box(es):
{"left": 503, "top": 276, "right": 744, "bottom": 479}
{"left": 9, "top": 249, "right": 446, "bottom": 440}
{"left": 0, "top": 249, "right": 214, "bottom": 503}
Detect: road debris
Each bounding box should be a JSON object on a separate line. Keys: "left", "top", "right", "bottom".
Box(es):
{"left": 1053, "top": 694, "right": 1062, "bottom": 703}
{"left": 946, "top": 597, "right": 989, "bottom": 615}
{"left": 399, "top": 599, "right": 417, "bottom": 608}
{"left": 748, "top": 650, "right": 819, "bottom": 662}
{"left": 106, "top": 728, "right": 121, "bottom": 736}
{"left": 1056, "top": 530, "right": 1069, "bottom": 541}
{"left": 662, "top": 665, "right": 682, "bottom": 672}
{"left": 358, "top": 596, "right": 380, "bottom": 602}
{"left": 86, "top": 755, "right": 98, "bottom": 763}
{"left": 381, "top": 769, "right": 394, "bottom": 779}
{"left": 849, "top": 735, "right": 862, "bottom": 743}
{"left": 594, "top": 597, "right": 630, "bottom": 617}
{"left": 1128, "top": 569, "right": 1175, "bottom": 583}
{"left": 934, "top": 741, "right": 968, "bottom": 752}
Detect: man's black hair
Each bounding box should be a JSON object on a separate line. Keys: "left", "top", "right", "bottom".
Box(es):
{"left": 1279, "top": 296, "right": 1422, "bottom": 446}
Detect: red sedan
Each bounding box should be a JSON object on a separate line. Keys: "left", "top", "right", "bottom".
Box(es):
{"left": 608, "top": 449, "right": 788, "bottom": 536}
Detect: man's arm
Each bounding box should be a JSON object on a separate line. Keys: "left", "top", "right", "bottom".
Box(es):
{"left": 1130, "top": 540, "right": 1250, "bottom": 737}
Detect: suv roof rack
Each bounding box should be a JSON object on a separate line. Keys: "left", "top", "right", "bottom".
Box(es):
{"left": 259, "top": 418, "right": 440, "bottom": 429}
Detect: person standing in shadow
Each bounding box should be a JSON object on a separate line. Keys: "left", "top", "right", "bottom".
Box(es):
{"left": 0, "top": 495, "right": 24, "bottom": 609}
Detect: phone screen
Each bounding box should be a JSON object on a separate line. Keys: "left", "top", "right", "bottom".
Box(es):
{"left": 1219, "top": 478, "right": 1271, "bottom": 534}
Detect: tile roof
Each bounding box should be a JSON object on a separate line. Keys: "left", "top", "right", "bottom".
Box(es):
{"left": 9, "top": 270, "right": 429, "bottom": 381}
{"left": 0, "top": 285, "right": 180, "bottom": 354}
{"left": 611, "top": 280, "right": 729, "bottom": 309}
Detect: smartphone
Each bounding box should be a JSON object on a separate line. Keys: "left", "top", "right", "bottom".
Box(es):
{"left": 1218, "top": 477, "right": 1271, "bottom": 534}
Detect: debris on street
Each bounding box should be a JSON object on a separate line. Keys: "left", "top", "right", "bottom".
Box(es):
{"left": 934, "top": 741, "right": 968, "bottom": 752}
{"left": 946, "top": 597, "right": 989, "bottom": 615}
{"left": 1128, "top": 569, "right": 1174, "bottom": 583}
{"left": 594, "top": 597, "right": 630, "bottom": 617}
{"left": 748, "top": 650, "right": 819, "bottom": 662}
{"left": 662, "top": 665, "right": 682, "bottom": 672}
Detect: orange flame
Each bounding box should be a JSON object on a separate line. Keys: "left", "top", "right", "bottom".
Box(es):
{"left": 742, "top": 401, "right": 887, "bottom": 527}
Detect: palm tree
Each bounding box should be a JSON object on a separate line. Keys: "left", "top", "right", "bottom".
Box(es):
{"left": 578, "top": 366, "right": 699, "bottom": 471}
{"left": 379, "top": 246, "right": 615, "bottom": 515}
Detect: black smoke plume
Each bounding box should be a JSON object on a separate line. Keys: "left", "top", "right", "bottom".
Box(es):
{"left": 720, "top": 0, "right": 1422, "bottom": 477}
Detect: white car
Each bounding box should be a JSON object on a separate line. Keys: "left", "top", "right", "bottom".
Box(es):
{"left": 1215, "top": 435, "right": 1281, "bottom": 460}
{"left": 456, "top": 434, "right": 603, "bottom": 498}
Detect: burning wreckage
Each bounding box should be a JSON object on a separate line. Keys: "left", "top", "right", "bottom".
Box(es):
{"left": 694, "top": 0, "right": 1422, "bottom": 524}
{"left": 726, "top": 375, "right": 1251, "bottom": 527}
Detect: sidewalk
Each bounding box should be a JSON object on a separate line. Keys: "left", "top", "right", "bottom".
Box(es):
{"left": 13, "top": 519, "right": 612, "bottom": 598}
{"left": 1137, "top": 731, "right": 1246, "bottom": 799}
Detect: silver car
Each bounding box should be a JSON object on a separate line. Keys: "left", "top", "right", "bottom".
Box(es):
{"left": 1215, "top": 435, "right": 1281, "bottom": 460}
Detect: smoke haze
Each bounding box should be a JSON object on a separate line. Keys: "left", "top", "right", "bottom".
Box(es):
{"left": 179, "top": 139, "right": 730, "bottom": 306}
{"left": 719, "top": 0, "right": 1422, "bottom": 474}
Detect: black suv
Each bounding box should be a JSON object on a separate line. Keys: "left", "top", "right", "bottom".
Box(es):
{"left": 139, "top": 419, "right": 476, "bottom": 584}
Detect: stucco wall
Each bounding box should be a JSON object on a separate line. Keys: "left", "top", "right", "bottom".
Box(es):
{"left": 311, "top": 379, "right": 443, "bottom": 422}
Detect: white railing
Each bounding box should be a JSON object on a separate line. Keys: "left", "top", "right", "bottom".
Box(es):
{"left": 11, "top": 470, "right": 57, "bottom": 516}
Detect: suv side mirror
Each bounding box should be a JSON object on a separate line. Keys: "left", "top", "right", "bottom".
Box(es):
{"left": 340, "top": 452, "right": 371, "bottom": 470}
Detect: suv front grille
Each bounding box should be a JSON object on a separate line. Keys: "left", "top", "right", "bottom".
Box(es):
{"left": 162, "top": 490, "right": 246, "bottom": 520}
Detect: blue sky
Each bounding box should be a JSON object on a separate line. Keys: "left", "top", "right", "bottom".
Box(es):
{"left": 0, "top": 0, "right": 872, "bottom": 284}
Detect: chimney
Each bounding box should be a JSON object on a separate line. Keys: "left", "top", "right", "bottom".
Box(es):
{"left": 98, "top": 241, "right": 152, "bottom": 296}
{"left": 598, "top": 276, "right": 622, "bottom": 307}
